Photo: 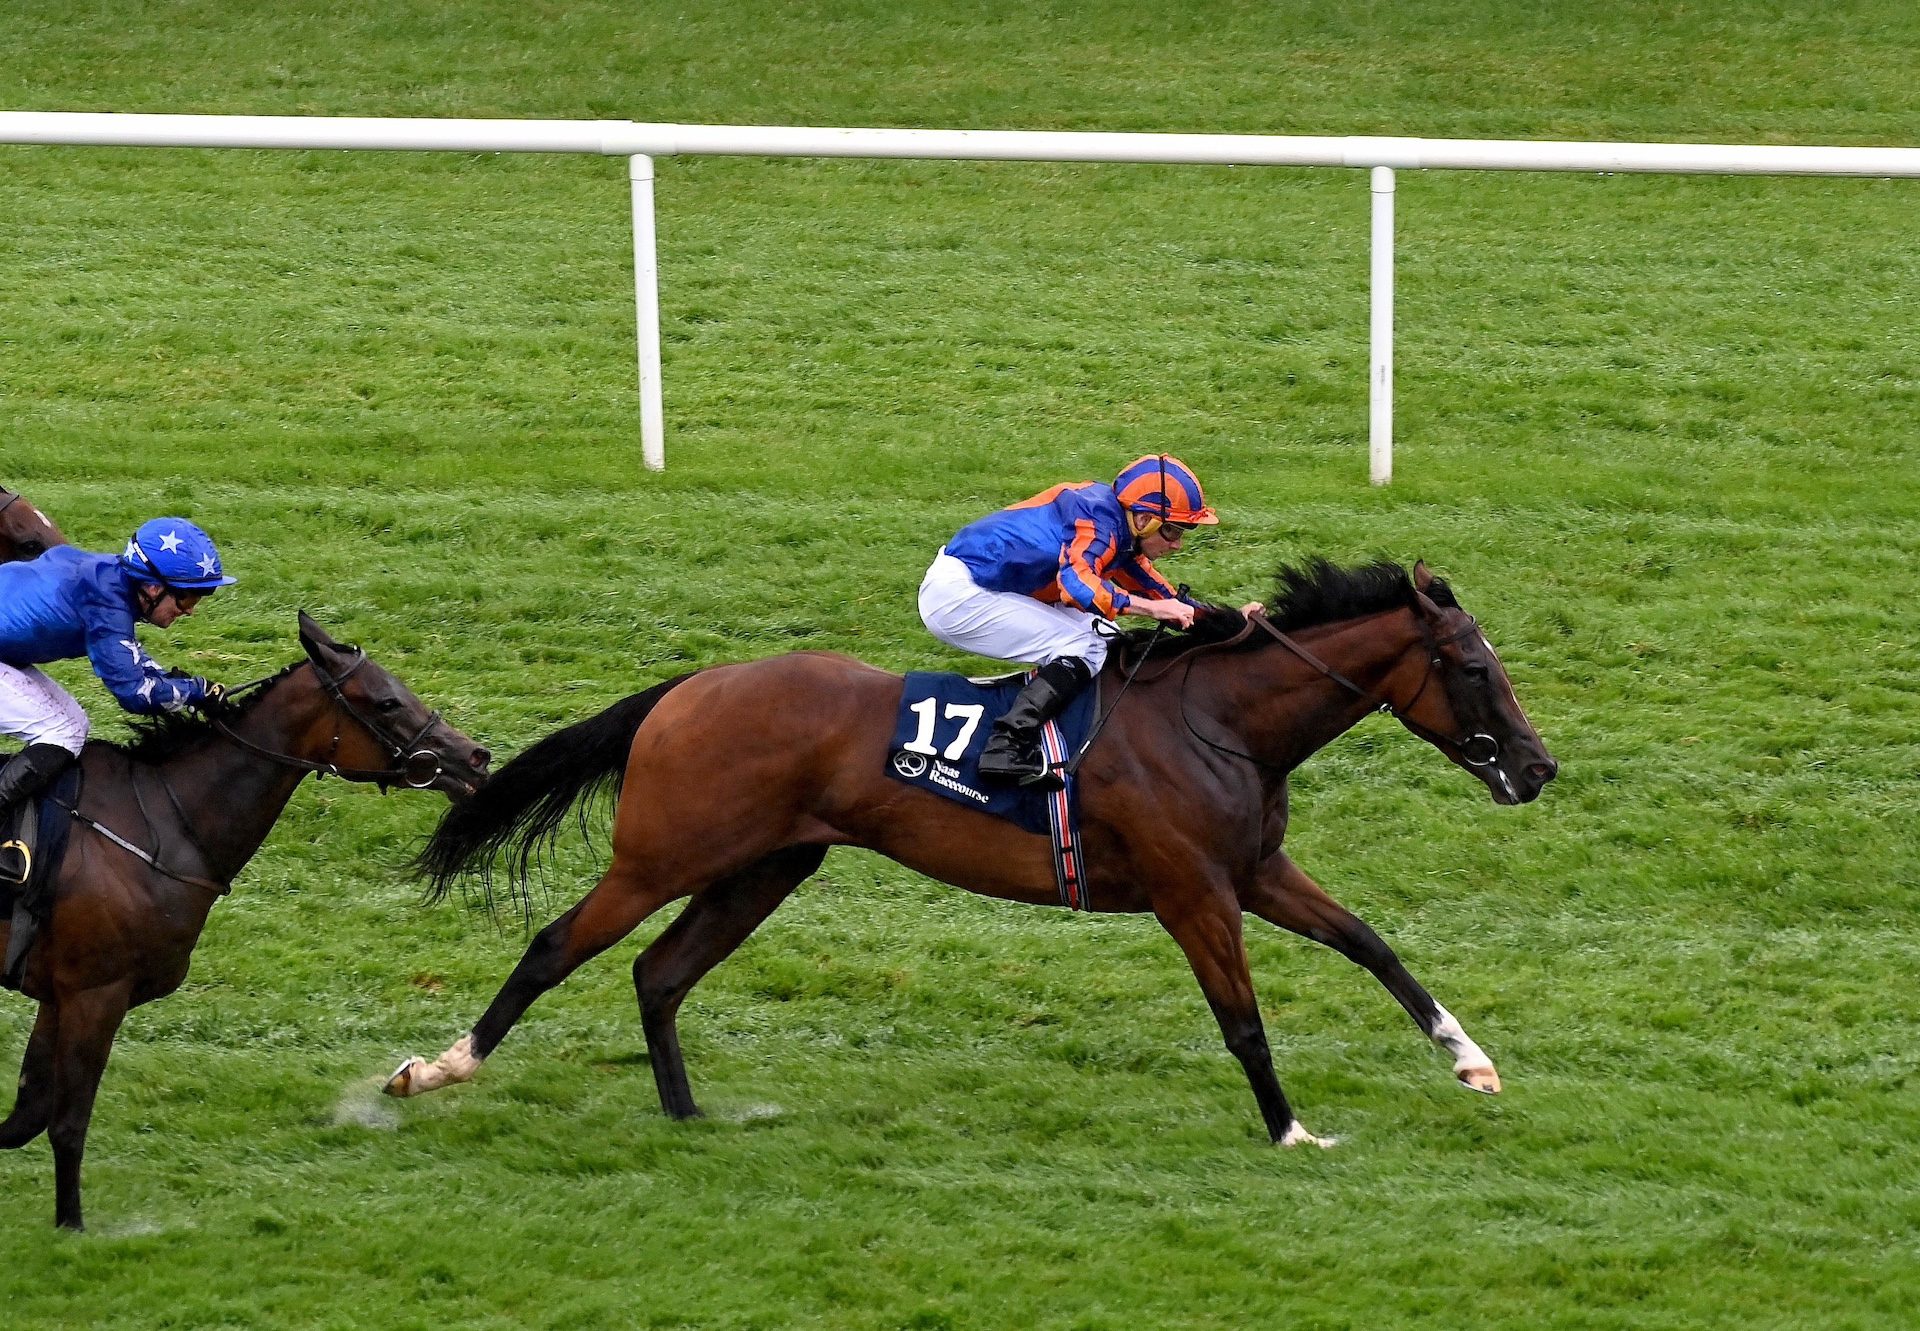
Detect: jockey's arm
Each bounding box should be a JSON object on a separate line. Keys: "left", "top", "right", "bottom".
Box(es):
{"left": 79, "top": 596, "right": 211, "bottom": 715}
{"left": 1055, "top": 519, "right": 1130, "bottom": 620}
{"left": 1125, "top": 596, "right": 1197, "bottom": 628}
{"left": 1112, "top": 554, "right": 1198, "bottom": 627}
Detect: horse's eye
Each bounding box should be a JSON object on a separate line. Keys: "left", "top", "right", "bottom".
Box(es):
{"left": 19, "top": 541, "right": 42, "bottom": 557}
{"left": 1462, "top": 662, "right": 1490, "bottom": 681}
{"left": 377, "top": 698, "right": 405, "bottom": 713}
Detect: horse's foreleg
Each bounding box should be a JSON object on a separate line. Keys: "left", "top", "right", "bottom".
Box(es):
{"left": 633, "top": 846, "right": 824, "bottom": 1120}
{"left": 1155, "top": 891, "right": 1332, "bottom": 1148}
{"left": 0, "top": 999, "right": 58, "bottom": 1148}
{"left": 385, "top": 861, "right": 680, "bottom": 1098}
{"left": 1243, "top": 852, "right": 1499, "bottom": 1094}
{"left": 48, "top": 981, "right": 131, "bottom": 1230}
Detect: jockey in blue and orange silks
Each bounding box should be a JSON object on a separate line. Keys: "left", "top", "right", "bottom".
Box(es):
{"left": 920, "top": 453, "right": 1256, "bottom": 786}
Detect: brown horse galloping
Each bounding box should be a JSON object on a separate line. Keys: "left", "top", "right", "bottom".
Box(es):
{"left": 389, "top": 560, "right": 1556, "bottom": 1149}
{"left": 0, "top": 486, "right": 68, "bottom": 563}
{"left": 0, "top": 614, "right": 491, "bottom": 1229}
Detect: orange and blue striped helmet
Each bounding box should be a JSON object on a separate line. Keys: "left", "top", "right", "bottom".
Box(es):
{"left": 1113, "top": 453, "right": 1218, "bottom": 527}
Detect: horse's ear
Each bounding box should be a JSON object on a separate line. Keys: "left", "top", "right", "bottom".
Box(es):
{"left": 297, "top": 611, "right": 344, "bottom": 660}
{"left": 1408, "top": 561, "right": 1448, "bottom": 620}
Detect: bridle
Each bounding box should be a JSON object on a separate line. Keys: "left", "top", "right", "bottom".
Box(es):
{"left": 1251, "top": 610, "right": 1501, "bottom": 767}
{"left": 1178, "top": 608, "right": 1503, "bottom": 772}
{"left": 211, "top": 648, "right": 450, "bottom": 790}
{"left": 0, "top": 488, "right": 18, "bottom": 517}
{"left": 54, "top": 646, "right": 451, "bottom": 902}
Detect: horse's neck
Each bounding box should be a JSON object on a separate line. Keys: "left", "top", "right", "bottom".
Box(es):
{"left": 138, "top": 702, "right": 314, "bottom": 884}
{"left": 1201, "top": 608, "right": 1426, "bottom": 770}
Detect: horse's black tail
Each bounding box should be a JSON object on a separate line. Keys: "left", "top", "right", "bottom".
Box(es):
{"left": 414, "top": 673, "right": 695, "bottom": 907}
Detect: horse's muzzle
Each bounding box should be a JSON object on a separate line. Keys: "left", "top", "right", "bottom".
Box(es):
{"left": 433, "top": 746, "right": 491, "bottom": 800}
{"left": 1512, "top": 756, "right": 1558, "bottom": 804}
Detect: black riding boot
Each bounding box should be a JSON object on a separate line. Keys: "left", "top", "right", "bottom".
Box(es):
{"left": 977, "top": 658, "right": 1093, "bottom": 788}
{"left": 0, "top": 743, "right": 73, "bottom": 824}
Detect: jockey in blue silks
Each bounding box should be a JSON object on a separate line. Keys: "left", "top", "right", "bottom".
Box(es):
{"left": 0, "top": 517, "right": 235, "bottom": 828}
{"left": 920, "top": 453, "right": 1252, "bottom": 786}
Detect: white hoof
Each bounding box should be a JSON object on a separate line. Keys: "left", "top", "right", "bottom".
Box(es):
{"left": 381, "top": 1034, "right": 481, "bottom": 1098}
{"left": 1279, "top": 1121, "right": 1338, "bottom": 1149}
{"left": 1455, "top": 1064, "right": 1502, "bottom": 1094}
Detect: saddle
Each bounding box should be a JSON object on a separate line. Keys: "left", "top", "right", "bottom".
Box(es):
{"left": 0, "top": 757, "right": 82, "bottom": 990}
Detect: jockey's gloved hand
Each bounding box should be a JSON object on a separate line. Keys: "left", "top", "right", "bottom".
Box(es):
{"left": 198, "top": 681, "right": 230, "bottom": 708}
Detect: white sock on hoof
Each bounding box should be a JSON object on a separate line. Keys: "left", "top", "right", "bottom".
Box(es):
{"left": 1279, "top": 1120, "right": 1338, "bottom": 1149}
{"left": 1432, "top": 1004, "right": 1496, "bottom": 1080}
{"left": 382, "top": 1033, "right": 482, "bottom": 1097}
{"left": 440, "top": 1033, "right": 481, "bottom": 1081}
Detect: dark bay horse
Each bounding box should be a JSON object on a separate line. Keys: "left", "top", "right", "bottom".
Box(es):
{"left": 0, "top": 613, "right": 490, "bottom": 1229}
{"left": 0, "top": 486, "right": 68, "bottom": 563}
{"left": 388, "top": 560, "right": 1556, "bottom": 1150}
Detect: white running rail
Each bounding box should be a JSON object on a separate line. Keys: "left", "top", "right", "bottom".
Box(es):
{"left": 6, "top": 112, "right": 1917, "bottom": 476}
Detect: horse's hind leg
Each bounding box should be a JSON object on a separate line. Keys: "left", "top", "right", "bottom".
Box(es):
{"left": 386, "top": 859, "right": 684, "bottom": 1098}
{"left": 633, "top": 846, "right": 825, "bottom": 1120}
{"left": 48, "top": 980, "right": 131, "bottom": 1230}
{"left": 1243, "top": 852, "right": 1499, "bottom": 1094}
{"left": 0, "top": 1000, "right": 57, "bottom": 1148}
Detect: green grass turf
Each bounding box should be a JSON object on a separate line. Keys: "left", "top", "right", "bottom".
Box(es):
{"left": 2, "top": 2, "right": 1918, "bottom": 1327}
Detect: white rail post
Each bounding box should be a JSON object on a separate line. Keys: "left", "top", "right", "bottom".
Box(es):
{"left": 1369, "top": 165, "right": 1395, "bottom": 485}
{"left": 629, "top": 154, "right": 665, "bottom": 471}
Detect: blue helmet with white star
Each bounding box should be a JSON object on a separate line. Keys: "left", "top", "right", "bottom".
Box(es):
{"left": 119, "top": 518, "right": 237, "bottom": 591}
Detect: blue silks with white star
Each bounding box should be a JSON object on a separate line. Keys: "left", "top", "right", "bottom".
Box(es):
{"left": 0, "top": 547, "right": 218, "bottom": 714}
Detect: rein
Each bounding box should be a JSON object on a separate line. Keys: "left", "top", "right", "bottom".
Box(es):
{"left": 1064, "top": 620, "right": 1165, "bottom": 777}
{"left": 1065, "top": 585, "right": 1227, "bottom": 776}
{"left": 1180, "top": 609, "right": 1503, "bottom": 772}
{"left": 1066, "top": 604, "right": 1265, "bottom": 776}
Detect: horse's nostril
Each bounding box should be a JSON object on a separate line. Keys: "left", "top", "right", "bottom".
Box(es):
{"left": 472, "top": 748, "right": 492, "bottom": 769}
{"left": 1528, "top": 761, "right": 1558, "bottom": 782}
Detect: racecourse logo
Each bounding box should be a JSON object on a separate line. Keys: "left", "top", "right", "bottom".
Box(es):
{"left": 924, "top": 757, "right": 989, "bottom": 805}
{"left": 891, "top": 750, "right": 929, "bottom": 779}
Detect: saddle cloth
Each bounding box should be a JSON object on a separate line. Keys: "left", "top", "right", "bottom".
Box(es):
{"left": 885, "top": 671, "right": 1097, "bottom": 910}
{"left": 1, "top": 758, "right": 82, "bottom": 989}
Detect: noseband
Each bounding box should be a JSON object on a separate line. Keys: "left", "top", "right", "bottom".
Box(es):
{"left": 1245, "top": 611, "right": 1501, "bottom": 767}
{"left": 212, "top": 650, "right": 449, "bottom": 788}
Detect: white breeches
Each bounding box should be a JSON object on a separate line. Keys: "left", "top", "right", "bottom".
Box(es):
{"left": 0, "top": 663, "right": 89, "bottom": 754}
{"left": 918, "top": 552, "right": 1110, "bottom": 672}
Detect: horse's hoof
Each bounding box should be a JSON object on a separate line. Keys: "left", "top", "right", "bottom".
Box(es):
{"left": 385, "top": 1034, "right": 482, "bottom": 1098}
{"left": 381, "top": 1058, "right": 425, "bottom": 1098}
{"left": 1456, "top": 1065, "right": 1502, "bottom": 1094}
{"left": 1279, "top": 1121, "right": 1338, "bottom": 1149}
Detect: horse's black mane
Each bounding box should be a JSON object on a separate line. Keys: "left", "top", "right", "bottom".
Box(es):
{"left": 1118, "top": 558, "right": 1457, "bottom": 664}
{"left": 115, "top": 661, "right": 303, "bottom": 764}
{"left": 1267, "top": 557, "right": 1457, "bottom": 628}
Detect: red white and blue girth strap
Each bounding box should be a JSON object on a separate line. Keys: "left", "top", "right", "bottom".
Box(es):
{"left": 1037, "top": 719, "right": 1088, "bottom": 911}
